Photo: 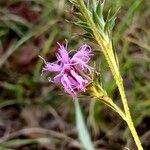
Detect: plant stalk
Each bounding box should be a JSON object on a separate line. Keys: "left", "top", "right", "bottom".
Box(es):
{"left": 117, "top": 81, "right": 143, "bottom": 150}
{"left": 76, "top": 0, "right": 143, "bottom": 149}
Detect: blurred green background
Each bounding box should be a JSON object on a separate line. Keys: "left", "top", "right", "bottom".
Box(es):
{"left": 0, "top": 0, "right": 149, "bottom": 149}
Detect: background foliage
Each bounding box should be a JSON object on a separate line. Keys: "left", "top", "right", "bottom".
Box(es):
{"left": 0, "top": 0, "right": 149, "bottom": 149}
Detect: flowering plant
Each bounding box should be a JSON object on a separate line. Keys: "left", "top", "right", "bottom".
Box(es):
{"left": 40, "top": 0, "right": 144, "bottom": 150}
{"left": 40, "top": 43, "right": 93, "bottom": 97}
{"left": 69, "top": 0, "right": 143, "bottom": 150}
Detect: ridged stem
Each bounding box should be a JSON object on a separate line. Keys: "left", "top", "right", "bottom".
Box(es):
{"left": 117, "top": 81, "right": 143, "bottom": 150}
{"left": 76, "top": 0, "right": 143, "bottom": 149}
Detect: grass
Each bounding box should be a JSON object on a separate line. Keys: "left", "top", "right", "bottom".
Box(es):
{"left": 0, "top": 0, "right": 149, "bottom": 149}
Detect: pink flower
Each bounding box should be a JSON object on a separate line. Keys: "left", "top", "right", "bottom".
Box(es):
{"left": 41, "top": 42, "right": 93, "bottom": 97}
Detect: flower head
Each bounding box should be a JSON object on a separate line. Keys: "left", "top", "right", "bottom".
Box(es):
{"left": 41, "top": 43, "right": 93, "bottom": 97}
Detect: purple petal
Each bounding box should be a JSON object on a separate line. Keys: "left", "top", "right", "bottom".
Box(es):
{"left": 41, "top": 42, "right": 92, "bottom": 97}
{"left": 70, "top": 69, "right": 87, "bottom": 84}
{"left": 71, "top": 44, "right": 92, "bottom": 63}
{"left": 42, "top": 62, "right": 61, "bottom": 72}
{"left": 57, "top": 42, "right": 70, "bottom": 63}
{"left": 70, "top": 69, "right": 88, "bottom": 91}
{"left": 71, "top": 44, "right": 93, "bottom": 72}
{"left": 52, "top": 74, "right": 62, "bottom": 84}
{"left": 61, "top": 74, "right": 77, "bottom": 97}
{"left": 68, "top": 76, "right": 79, "bottom": 87}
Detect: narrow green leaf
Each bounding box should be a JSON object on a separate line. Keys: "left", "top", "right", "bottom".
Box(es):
{"left": 75, "top": 12, "right": 87, "bottom": 22}
{"left": 69, "top": 0, "right": 78, "bottom": 6}
{"left": 74, "top": 99, "right": 95, "bottom": 150}
{"left": 96, "top": 0, "right": 105, "bottom": 21}
{"left": 82, "top": 33, "right": 95, "bottom": 40}
{"left": 0, "top": 139, "right": 37, "bottom": 148}
{"left": 92, "top": 10, "right": 104, "bottom": 31}
{"left": 112, "top": 41, "right": 120, "bottom": 68}
{"left": 75, "top": 21, "right": 92, "bottom": 33}
{"left": 0, "top": 32, "right": 32, "bottom": 68}
{"left": 104, "top": 9, "right": 117, "bottom": 35}
{"left": 87, "top": 0, "right": 97, "bottom": 11}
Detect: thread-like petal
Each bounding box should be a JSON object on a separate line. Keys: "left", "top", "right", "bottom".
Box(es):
{"left": 42, "top": 62, "right": 61, "bottom": 72}
{"left": 41, "top": 43, "right": 93, "bottom": 97}
{"left": 71, "top": 44, "right": 93, "bottom": 72}
{"left": 71, "top": 44, "right": 92, "bottom": 63}
{"left": 70, "top": 69, "right": 88, "bottom": 89}
{"left": 57, "top": 42, "right": 70, "bottom": 63}
{"left": 61, "top": 74, "right": 77, "bottom": 97}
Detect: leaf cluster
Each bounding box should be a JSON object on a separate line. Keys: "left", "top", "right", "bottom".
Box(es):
{"left": 70, "top": 0, "right": 117, "bottom": 40}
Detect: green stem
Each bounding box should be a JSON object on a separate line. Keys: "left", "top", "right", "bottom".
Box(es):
{"left": 90, "top": 87, "right": 126, "bottom": 120}
{"left": 76, "top": 0, "right": 143, "bottom": 149}
{"left": 117, "top": 81, "right": 143, "bottom": 150}
{"left": 100, "top": 97, "right": 126, "bottom": 121}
